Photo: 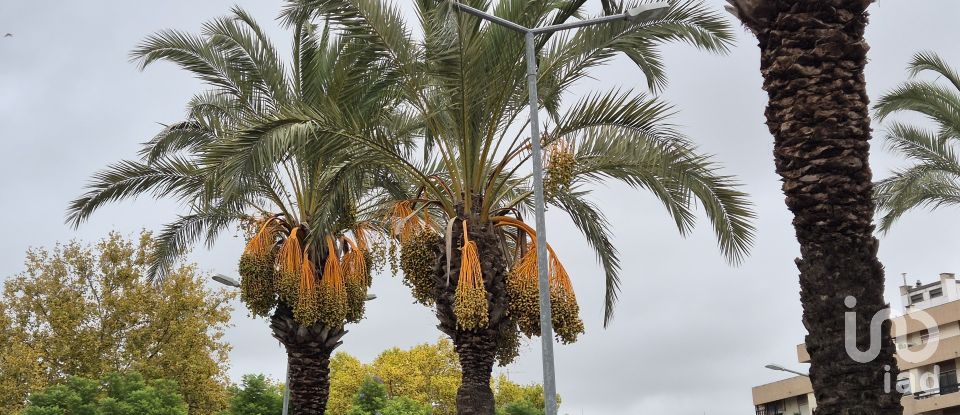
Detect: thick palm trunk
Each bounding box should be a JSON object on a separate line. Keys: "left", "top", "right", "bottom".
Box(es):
{"left": 431, "top": 212, "right": 509, "bottom": 415}
{"left": 453, "top": 329, "right": 499, "bottom": 414}
{"left": 271, "top": 303, "right": 345, "bottom": 415}
{"left": 730, "top": 0, "right": 901, "bottom": 414}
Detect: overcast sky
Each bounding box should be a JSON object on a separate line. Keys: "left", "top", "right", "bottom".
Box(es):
{"left": 2, "top": 1, "right": 959, "bottom": 414}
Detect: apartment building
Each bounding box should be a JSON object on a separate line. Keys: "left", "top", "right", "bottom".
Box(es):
{"left": 753, "top": 273, "right": 960, "bottom": 415}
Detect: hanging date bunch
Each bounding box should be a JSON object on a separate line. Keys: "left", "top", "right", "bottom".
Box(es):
{"left": 543, "top": 138, "right": 576, "bottom": 198}
{"left": 317, "top": 236, "right": 349, "bottom": 328}
{"left": 293, "top": 252, "right": 321, "bottom": 325}
{"left": 454, "top": 220, "right": 489, "bottom": 330}
{"left": 495, "top": 319, "right": 522, "bottom": 366}
{"left": 343, "top": 233, "right": 371, "bottom": 323}
{"left": 275, "top": 227, "right": 305, "bottom": 303}
{"left": 399, "top": 208, "right": 440, "bottom": 306}
{"left": 386, "top": 201, "right": 424, "bottom": 275}
{"left": 505, "top": 244, "right": 540, "bottom": 336}
{"left": 547, "top": 245, "right": 584, "bottom": 344}
{"left": 238, "top": 218, "right": 280, "bottom": 317}
{"left": 498, "top": 217, "right": 584, "bottom": 344}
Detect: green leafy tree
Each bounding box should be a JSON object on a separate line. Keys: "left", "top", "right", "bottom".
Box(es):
{"left": 226, "top": 374, "right": 284, "bottom": 415}
{"left": 496, "top": 401, "right": 543, "bottom": 415}
{"left": 0, "top": 233, "right": 232, "bottom": 414}
{"left": 328, "top": 339, "right": 553, "bottom": 415}
{"left": 346, "top": 377, "right": 431, "bottom": 415}
{"left": 67, "top": 7, "right": 408, "bottom": 414}
{"left": 872, "top": 51, "right": 960, "bottom": 231}
{"left": 492, "top": 375, "right": 550, "bottom": 413}
{"left": 351, "top": 377, "right": 389, "bottom": 414}
{"left": 379, "top": 397, "right": 432, "bottom": 415}
{"left": 281, "top": 0, "right": 754, "bottom": 412}
{"left": 21, "top": 372, "right": 188, "bottom": 415}
{"left": 725, "top": 0, "right": 902, "bottom": 413}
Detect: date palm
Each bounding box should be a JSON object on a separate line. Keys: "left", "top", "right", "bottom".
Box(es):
{"left": 66, "top": 8, "right": 407, "bottom": 413}
{"left": 725, "top": 0, "right": 902, "bottom": 413}
{"left": 874, "top": 51, "right": 960, "bottom": 232}
{"left": 269, "top": 1, "right": 755, "bottom": 413}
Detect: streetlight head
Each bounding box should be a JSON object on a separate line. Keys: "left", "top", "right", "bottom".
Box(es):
{"left": 625, "top": 2, "right": 671, "bottom": 22}
{"left": 764, "top": 364, "right": 785, "bottom": 371}
{"left": 212, "top": 274, "right": 241, "bottom": 288}
{"left": 365, "top": 293, "right": 378, "bottom": 301}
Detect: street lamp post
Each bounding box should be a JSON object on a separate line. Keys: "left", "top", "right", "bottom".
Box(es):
{"left": 444, "top": 3, "right": 670, "bottom": 414}
{"left": 765, "top": 363, "right": 809, "bottom": 377}
{"left": 213, "top": 274, "right": 378, "bottom": 415}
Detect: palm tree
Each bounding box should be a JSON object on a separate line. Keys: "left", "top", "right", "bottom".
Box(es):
{"left": 724, "top": 1, "right": 902, "bottom": 413}
{"left": 873, "top": 51, "right": 960, "bottom": 232}
{"left": 272, "top": 1, "right": 755, "bottom": 413}
{"left": 67, "top": 8, "right": 407, "bottom": 413}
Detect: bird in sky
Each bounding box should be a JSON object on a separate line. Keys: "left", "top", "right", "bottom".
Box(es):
{"left": 3, "top": 33, "right": 12, "bottom": 38}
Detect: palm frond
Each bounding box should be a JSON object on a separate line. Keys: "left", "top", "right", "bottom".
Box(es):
{"left": 909, "top": 50, "right": 960, "bottom": 92}
{"left": 67, "top": 157, "right": 206, "bottom": 228}
{"left": 874, "top": 52, "right": 960, "bottom": 231}
{"left": 550, "top": 189, "right": 622, "bottom": 325}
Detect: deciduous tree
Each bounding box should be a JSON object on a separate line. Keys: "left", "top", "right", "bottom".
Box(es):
{"left": 21, "top": 372, "right": 189, "bottom": 415}
{"left": 226, "top": 374, "right": 285, "bottom": 415}
{"left": 0, "top": 232, "right": 233, "bottom": 414}
{"left": 327, "top": 339, "right": 553, "bottom": 415}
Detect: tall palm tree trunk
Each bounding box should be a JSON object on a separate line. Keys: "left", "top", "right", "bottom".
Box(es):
{"left": 728, "top": 1, "right": 901, "bottom": 413}
{"left": 432, "top": 213, "right": 509, "bottom": 415}
{"left": 271, "top": 303, "right": 345, "bottom": 414}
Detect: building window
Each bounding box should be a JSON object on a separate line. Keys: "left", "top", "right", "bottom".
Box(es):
{"left": 941, "top": 361, "right": 958, "bottom": 395}
{"left": 920, "top": 330, "right": 939, "bottom": 344}
{"left": 756, "top": 405, "right": 767, "bottom": 415}
{"left": 931, "top": 288, "right": 943, "bottom": 298}
{"left": 764, "top": 400, "right": 785, "bottom": 415}
{"left": 797, "top": 394, "right": 810, "bottom": 415}
{"left": 911, "top": 293, "right": 925, "bottom": 304}
{"left": 897, "top": 377, "right": 912, "bottom": 394}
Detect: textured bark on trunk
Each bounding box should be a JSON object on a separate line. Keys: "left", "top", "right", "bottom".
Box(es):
{"left": 454, "top": 329, "right": 498, "bottom": 415}
{"left": 728, "top": 1, "right": 902, "bottom": 414}
{"left": 430, "top": 208, "right": 509, "bottom": 415}
{"left": 271, "top": 303, "right": 345, "bottom": 415}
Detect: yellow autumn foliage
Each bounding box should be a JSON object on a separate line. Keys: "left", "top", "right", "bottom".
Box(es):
{"left": 325, "top": 339, "right": 555, "bottom": 415}
{"left": 0, "top": 232, "right": 234, "bottom": 414}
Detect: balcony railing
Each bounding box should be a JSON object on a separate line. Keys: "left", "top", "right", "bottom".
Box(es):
{"left": 915, "top": 382, "right": 960, "bottom": 399}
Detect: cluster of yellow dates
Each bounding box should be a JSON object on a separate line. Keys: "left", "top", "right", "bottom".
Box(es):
{"left": 237, "top": 219, "right": 371, "bottom": 327}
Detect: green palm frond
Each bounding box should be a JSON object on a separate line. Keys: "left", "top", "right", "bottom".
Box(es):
{"left": 138, "top": 121, "right": 216, "bottom": 163}
{"left": 539, "top": 0, "right": 734, "bottom": 94}
{"left": 874, "top": 51, "right": 960, "bottom": 232}
{"left": 72, "top": 7, "right": 408, "bottom": 280}
{"left": 131, "top": 29, "right": 250, "bottom": 102}
{"left": 550, "top": 189, "right": 622, "bottom": 324}
{"left": 280, "top": 0, "right": 417, "bottom": 71}
{"left": 569, "top": 126, "right": 754, "bottom": 261}
{"left": 289, "top": 0, "right": 750, "bottom": 320}
{"left": 874, "top": 81, "right": 960, "bottom": 138}
{"left": 203, "top": 7, "right": 291, "bottom": 108}
{"left": 147, "top": 198, "right": 246, "bottom": 278}
{"left": 909, "top": 50, "right": 960, "bottom": 91}
{"left": 67, "top": 157, "right": 207, "bottom": 228}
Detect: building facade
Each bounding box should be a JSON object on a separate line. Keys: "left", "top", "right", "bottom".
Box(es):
{"left": 753, "top": 273, "right": 960, "bottom": 415}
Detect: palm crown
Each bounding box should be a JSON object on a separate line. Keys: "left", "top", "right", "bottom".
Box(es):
{"left": 67, "top": 7, "right": 409, "bottom": 327}
{"left": 874, "top": 51, "right": 960, "bottom": 232}
{"left": 270, "top": 0, "right": 755, "bottom": 323}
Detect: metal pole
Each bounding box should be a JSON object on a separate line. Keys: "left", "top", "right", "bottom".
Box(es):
{"left": 525, "top": 30, "right": 558, "bottom": 415}
{"left": 282, "top": 359, "right": 290, "bottom": 415}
